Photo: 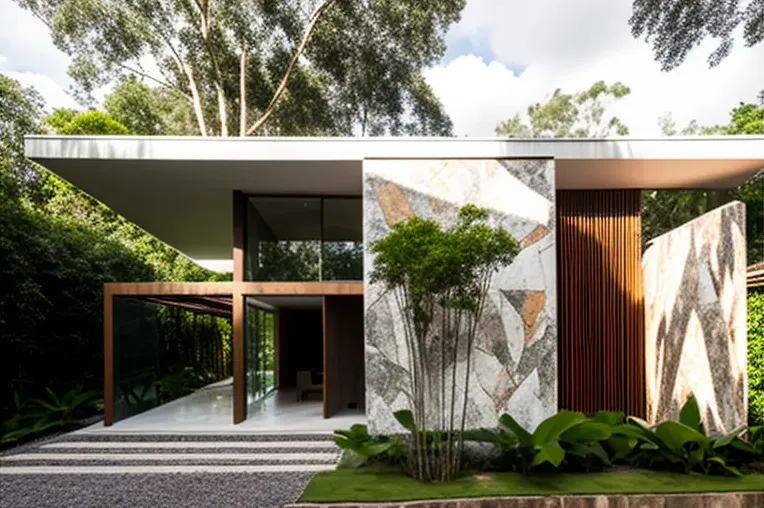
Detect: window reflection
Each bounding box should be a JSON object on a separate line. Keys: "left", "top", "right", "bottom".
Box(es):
{"left": 245, "top": 197, "right": 362, "bottom": 281}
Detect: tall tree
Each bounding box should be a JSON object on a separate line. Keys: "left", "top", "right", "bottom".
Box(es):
{"left": 15, "top": 0, "right": 461, "bottom": 137}
{"left": 104, "top": 76, "right": 198, "bottom": 136}
{"left": 495, "top": 81, "right": 631, "bottom": 138}
{"left": 645, "top": 91, "right": 764, "bottom": 263}
{"left": 630, "top": 0, "right": 764, "bottom": 70}
{"left": 0, "top": 75, "right": 45, "bottom": 200}
{"left": 40, "top": 107, "right": 228, "bottom": 281}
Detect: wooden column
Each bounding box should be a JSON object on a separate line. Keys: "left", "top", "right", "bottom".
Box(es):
{"left": 103, "top": 286, "right": 114, "bottom": 426}
{"left": 232, "top": 190, "right": 246, "bottom": 424}
{"left": 557, "top": 190, "right": 645, "bottom": 417}
{"left": 323, "top": 295, "right": 365, "bottom": 418}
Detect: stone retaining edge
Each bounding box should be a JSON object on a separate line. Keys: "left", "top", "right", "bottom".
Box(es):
{"left": 286, "top": 491, "right": 764, "bottom": 508}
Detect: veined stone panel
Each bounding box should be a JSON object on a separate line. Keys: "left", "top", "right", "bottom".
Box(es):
{"left": 643, "top": 201, "right": 747, "bottom": 433}
{"left": 363, "top": 158, "right": 556, "bottom": 435}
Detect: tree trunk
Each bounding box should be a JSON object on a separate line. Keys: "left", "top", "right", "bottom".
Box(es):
{"left": 245, "top": 0, "right": 336, "bottom": 135}
{"left": 181, "top": 62, "right": 208, "bottom": 136}
{"left": 240, "top": 47, "right": 248, "bottom": 137}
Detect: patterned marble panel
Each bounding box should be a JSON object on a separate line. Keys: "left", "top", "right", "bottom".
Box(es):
{"left": 363, "top": 159, "right": 557, "bottom": 435}
{"left": 643, "top": 202, "right": 747, "bottom": 432}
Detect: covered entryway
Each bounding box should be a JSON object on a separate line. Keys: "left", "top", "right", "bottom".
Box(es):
{"left": 101, "top": 282, "right": 365, "bottom": 432}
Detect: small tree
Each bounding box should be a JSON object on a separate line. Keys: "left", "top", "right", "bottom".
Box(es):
{"left": 370, "top": 204, "right": 520, "bottom": 482}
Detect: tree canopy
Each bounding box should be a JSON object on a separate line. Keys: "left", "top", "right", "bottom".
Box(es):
{"left": 495, "top": 81, "right": 631, "bottom": 138}
{"left": 15, "top": 0, "right": 463, "bottom": 137}
{"left": 1, "top": 75, "right": 232, "bottom": 427}
{"left": 645, "top": 91, "right": 764, "bottom": 263}
{"left": 0, "top": 75, "right": 45, "bottom": 200}
{"left": 630, "top": 0, "right": 764, "bottom": 71}
{"left": 104, "top": 76, "right": 198, "bottom": 136}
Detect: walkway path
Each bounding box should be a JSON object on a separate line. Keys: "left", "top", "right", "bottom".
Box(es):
{"left": 0, "top": 433, "right": 337, "bottom": 508}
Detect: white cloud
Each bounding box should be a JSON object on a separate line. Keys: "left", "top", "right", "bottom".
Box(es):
{"left": 0, "top": 1, "right": 76, "bottom": 111}
{"left": 428, "top": 0, "right": 764, "bottom": 137}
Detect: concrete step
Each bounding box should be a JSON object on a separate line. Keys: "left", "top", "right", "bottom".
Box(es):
{"left": 0, "top": 434, "right": 340, "bottom": 475}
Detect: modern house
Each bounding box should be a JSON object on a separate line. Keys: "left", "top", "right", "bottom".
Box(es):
{"left": 25, "top": 136, "right": 764, "bottom": 434}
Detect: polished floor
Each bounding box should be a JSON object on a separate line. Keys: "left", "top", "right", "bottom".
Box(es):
{"left": 77, "top": 378, "right": 365, "bottom": 434}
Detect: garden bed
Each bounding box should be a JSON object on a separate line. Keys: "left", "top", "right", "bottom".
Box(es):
{"left": 297, "top": 467, "right": 764, "bottom": 504}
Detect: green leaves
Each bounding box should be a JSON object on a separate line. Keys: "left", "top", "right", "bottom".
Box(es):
{"left": 477, "top": 395, "right": 761, "bottom": 477}
{"left": 53, "top": 110, "right": 130, "bottom": 135}
{"left": 370, "top": 205, "right": 520, "bottom": 310}
{"left": 678, "top": 394, "right": 703, "bottom": 433}
{"left": 495, "top": 80, "right": 631, "bottom": 138}
{"left": 494, "top": 410, "right": 614, "bottom": 472}
{"left": 393, "top": 410, "right": 416, "bottom": 432}
{"left": 622, "top": 397, "right": 754, "bottom": 476}
{"left": 334, "top": 424, "right": 407, "bottom": 469}
{"left": 2, "top": 386, "right": 100, "bottom": 444}
{"left": 16, "top": 0, "right": 463, "bottom": 137}
{"left": 370, "top": 206, "right": 519, "bottom": 481}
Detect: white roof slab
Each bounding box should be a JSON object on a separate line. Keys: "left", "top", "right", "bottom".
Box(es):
{"left": 25, "top": 136, "right": 764, "bottom": 271}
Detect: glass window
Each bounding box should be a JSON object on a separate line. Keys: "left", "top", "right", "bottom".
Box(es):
{"left": 113, "top": 298, "right": 160, "bottom": 422}
{"left": 112, "top": 298, "right": 232, "bottom": 423}
{"left": 322, "top": 198, "right": 363, "bottom": 281}
{"left": 245, "top": 298, "right": 275, "bottom": 405}
{"left": 246, "top": 197, "right": 321, "bottom": 281}
{"left": 245, "top": 196, "right": 363, "bottom": 281}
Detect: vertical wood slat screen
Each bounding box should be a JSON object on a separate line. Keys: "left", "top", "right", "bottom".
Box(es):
{"left": 557, "top": 190, "right": 645, "bottom": 417}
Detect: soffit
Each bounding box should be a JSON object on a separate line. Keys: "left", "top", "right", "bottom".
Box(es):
{"left": 26, "top": 136, "right": 764, "bottom": 268}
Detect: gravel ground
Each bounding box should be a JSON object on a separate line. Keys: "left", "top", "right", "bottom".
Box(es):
{"left": 0, "top": 472, "right": 316, "bottom": 508}
{"left": 1, "top": 432, "right": 335, "bottom": 507}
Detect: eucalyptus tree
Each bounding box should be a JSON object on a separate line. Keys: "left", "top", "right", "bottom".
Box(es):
{"left": 15, "top": 0, "right": 462, "bottom": 137}
{"left": 495, "top": 81, "right": 631, "bottom": 138}
{"left": 630, "top": 0, "right": 764, "bottom": 71}
{"left": 370, "top": 205, "right": 520, "bottom": 482}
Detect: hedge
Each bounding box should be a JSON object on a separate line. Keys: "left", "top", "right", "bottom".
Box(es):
{"left": 749, "top": 288, "right": 764, "bottom": 426}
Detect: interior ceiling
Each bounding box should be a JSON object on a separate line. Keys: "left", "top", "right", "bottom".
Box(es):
{"left": 249, "top": 197, "right": 361, "bottom": 241}
{"left": 250, "top": 295, "right": 323, "bottom": 310}
{"left": 33, "top": 156, "right": 763, "bottom": 268}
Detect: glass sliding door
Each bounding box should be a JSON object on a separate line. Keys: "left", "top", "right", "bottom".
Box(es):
{"left": 245, "top": 298, "right": 276, "bottom": 404}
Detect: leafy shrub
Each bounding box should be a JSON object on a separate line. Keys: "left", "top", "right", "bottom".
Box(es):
{"left": 625, "top": 395, "right": 757, "bottom": 476}
{"left": 2, "top": 386, "right": 100, "bottom": 444}
{"left": 370, "top": 205, "right": 520, "bottom": 482}
{"left": 466, "top": 410, "right": 634, "bottom": 473}
{"left": 343, "top": 395, "right": 764, "bottom": 478}
{"left": 334, "top": 424, "right": 407, "bottom": 469}
{"left": 748, "top": 290, "right": 764, "bottom": 426}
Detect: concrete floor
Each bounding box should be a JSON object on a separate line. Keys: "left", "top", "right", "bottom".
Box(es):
{"left": 77, "top": 378, "right": 365, "bottom": 434}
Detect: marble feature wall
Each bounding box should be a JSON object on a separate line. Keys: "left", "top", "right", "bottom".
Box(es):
{"left": 364, "top": 159, "right": 557, "bottom": 435}
{"left": 643, "top": 202, "right": 747, "bottom": 433}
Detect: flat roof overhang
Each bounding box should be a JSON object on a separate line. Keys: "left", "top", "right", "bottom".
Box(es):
{"left": 25, "top": 136, "right": 764, "bottom": 271}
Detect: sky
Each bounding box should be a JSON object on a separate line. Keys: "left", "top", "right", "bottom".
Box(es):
{"left": 1, "top": 0, "right": 763, "bottom": 137}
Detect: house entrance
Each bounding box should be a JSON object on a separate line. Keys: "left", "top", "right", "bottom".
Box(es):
{"left": 243, "top": 295, "right": 365, "bottom": 426}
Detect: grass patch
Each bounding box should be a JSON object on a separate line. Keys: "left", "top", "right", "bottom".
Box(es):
{"left": 300, "top": 467, "right": 764, "bottom": 503}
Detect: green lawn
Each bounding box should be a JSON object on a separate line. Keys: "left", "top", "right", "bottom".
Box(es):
{"left": 300, "top": 467, "right": 764, "bottom": 503}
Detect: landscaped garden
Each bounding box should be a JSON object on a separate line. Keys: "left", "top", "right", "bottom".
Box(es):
{"left": 309, "top": 400, "right": 764, "bottom": 502}
{"left": 302, "top": 204, "right": 764, "bottom": 503}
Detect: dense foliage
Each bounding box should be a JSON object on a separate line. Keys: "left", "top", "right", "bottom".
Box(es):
{"left": 644, "top": 92, "right": 764, "bottom": 264}
{"left": 336, "top": 395, "right": 764, "bottom": 479}
{"left": 370, "top": 205, "right": 520, "bottom": 482}
{"left": 0, "top": 75, "right": 231, "bottom": 435}
{"left": 749, "top": 289, "right": 764, "bottom": 427}
{"left": 14, "top": 0, "right": 462, "bottom": 137}
{"left": 630, "top": 0, "right": 764, "bottom": 70}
